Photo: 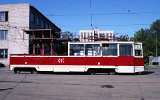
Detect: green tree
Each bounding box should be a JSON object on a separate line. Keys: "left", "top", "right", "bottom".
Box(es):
{"left": 116, "top": 34, "right": 130, "bottom": 41}
{"left": 133, "top": 20, "right": 160, "bottom": 64}
{"left": 150, "top": 20, "right": 160, "bottom": 57}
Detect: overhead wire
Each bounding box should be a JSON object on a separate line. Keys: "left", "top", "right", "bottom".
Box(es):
{"left": 104, "top": 0, "right": 131, "bottom": 12}
{"left": 49, "top": 0, "right": 155, "bottom": 29}
{"left": 56, "top": 23, "right": 149, "bottom": 28}
{"left": 52, "top": 0, "right": 155, "bottom": 35}
{"left": 104, "top": 0, "right": 152, "bottom": 22}
{"left": 92, "top": 23, "right": 150, "bottom": 27}
{"left": 51, "top": 0, "right": 78, "bottom": 15}
{"left": 45, "top": 0, "right": 158, "bottom": 33}
{"left": 0, "top": 0, "right": 158, "bottom": 41}
{"left": 46, "top": 12, "right": 160, "bottom": 16}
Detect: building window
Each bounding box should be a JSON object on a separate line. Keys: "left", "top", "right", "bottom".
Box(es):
{"left": 0, "top": 30, "right": 7, "bottom": 40}
{"left": 36, "top": 16, "right": 41, "bottom": 26}
{"left": 45, "top": 23, "right": 49, "bottom": 29}
{"left": 30, "top": 12, "right": 36, "bottom": 23}
{"left": 0, "top": 49, "right": 8, "bottom": 59}
{"left": 0, "top": 12, "right": 8, "bottom": 22}
{"left": 42, "top": 20, "right": 45, "bottom": 28}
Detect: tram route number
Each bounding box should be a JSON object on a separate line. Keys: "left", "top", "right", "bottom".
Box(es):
{"left": 58, "top": 58, "right": 64, "bottom": 63}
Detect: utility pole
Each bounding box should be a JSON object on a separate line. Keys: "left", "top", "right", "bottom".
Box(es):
{"left": 90, "top": 0, "right": 93, "bottom": 28}
{"left": 156, "top": 31, "right": 158, "bottom": 57}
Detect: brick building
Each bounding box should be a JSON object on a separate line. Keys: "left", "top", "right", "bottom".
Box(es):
{"left": 0, "top": 3, "right": 61, "bottom": 67}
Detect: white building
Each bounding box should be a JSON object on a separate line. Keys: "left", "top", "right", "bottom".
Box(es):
{"left": 149, "top": 56, "right": 160, "bottom": 66}
{"left": 80, "top": 29, "right": 114, "bottom": 42}
{"left": 0, "top": 3, "right": 60, "bottom": 67}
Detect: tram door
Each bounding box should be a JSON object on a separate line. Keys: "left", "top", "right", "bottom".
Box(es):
{"left": 118, "top": 44, "right": 135, "bottom": 73}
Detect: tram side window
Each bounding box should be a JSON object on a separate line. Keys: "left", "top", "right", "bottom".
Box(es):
{"left": 85, "top": 44, "right": 101, "bottom": 56}
{"left": 135, "top": 44, "right": 142, "bottom": 56}
{"left": 119, "top": 44, "right": 133, "bottom": 56}
{"left": 70, "top": 44, "right": 84, "bottom": 56}
{"left": 102, "top": 44, "right": 117, "bottom": 56}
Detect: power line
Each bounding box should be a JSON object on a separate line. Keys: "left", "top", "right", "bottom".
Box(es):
{"left": 103, "top": 0, "right": 155, "bottom": 22}
{"left": 104, "top": 0, "right": 131, "bottom": 12}
{"left": 92, "top": 24, "right": 150, "bottom": 26}
{"left": 53, "top": 0, "right": 77, "bottom": 14}
{"left": 0, "top": 21, "right": 150, "bottom": 28}
{"left": 46, "top": 11, "right": 160, "bottom": 16}
{"left": 58, "top": 23, "right": 150, "bottom": 27}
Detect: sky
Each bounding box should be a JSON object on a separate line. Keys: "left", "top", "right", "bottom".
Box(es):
{"left": 0, "top": 0, "right": 160, "bottom": 37}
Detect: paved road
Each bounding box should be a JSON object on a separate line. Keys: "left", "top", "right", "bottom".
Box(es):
{"left": 0, "top": 66, "right": 160, "bottom": 100}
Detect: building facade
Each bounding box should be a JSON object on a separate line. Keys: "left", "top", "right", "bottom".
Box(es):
{"left": 0, "top": 3, "right": 61, "bottom": 67}
{"left": 149, "top": 56, "right": 160, "bottom": 66}
{"left": 80, "top": 29, "right": 114, "bottom": 42}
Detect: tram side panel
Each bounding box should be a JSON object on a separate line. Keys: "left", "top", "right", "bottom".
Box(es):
{"left": 116, "top": 56, "right": 135, "bottom": 73}
{"left": 35, "top": 57, "right": 54, "bottom": 71}
{"left": 10, "top": 55, "right": 39, "bottom": 71}
{"left": 102, "top": 57, "right": 118, "bottom": 67}
{"left": 134, "top": 57, "right": 144, "bottom": 72}
{"left": 10, "top": 55, "right": 144, "bottom": 73}
{"left": 26, "top": 56, "right": 71, "bottom": 72}
{"left": 116, "top": 56, "right": 144, "bottom": 73}
{"left": 10, "top": 55, "right": 87, "bottom": 72}
{"left": 69, "top": 57, "right": 86, "bottom": 72}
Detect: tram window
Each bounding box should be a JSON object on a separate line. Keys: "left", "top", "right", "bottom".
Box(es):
{"left": 70, "top": 44, "right": 84, "bottom": 56}
{"left": 119, "top": 44, "right": 133, "bottom": 56}
{"left": 102, "top": 44, "right": 117, "bottom": 56}
{"left": 85, "top": 44, "right": 101, "bottom": 56}
{"left": 135, "top": 44, "right": 142, "bottom": 56}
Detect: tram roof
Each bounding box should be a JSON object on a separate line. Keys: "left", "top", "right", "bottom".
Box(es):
{"left": 68, "top": 41, "right": 142, "bottom": 44}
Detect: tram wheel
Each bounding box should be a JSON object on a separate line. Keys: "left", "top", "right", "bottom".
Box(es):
{"left": 14, "top": 70, "right": 17, "bottom": 74}
{"left": 109, "top": 71, "right": 116, "bottom": 75}
{"left": 14, "top": 69, "right": 18, "bottom": 74}
{"left": 87, "top": 69, "right": 96, "bottom": 75}
{"left": 31, "top": 69, "right": 38, "bottom": 74}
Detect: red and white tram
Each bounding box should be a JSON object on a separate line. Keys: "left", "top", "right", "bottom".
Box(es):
{"left": 10, "top": 41, "right": 144, "bottom": 74}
